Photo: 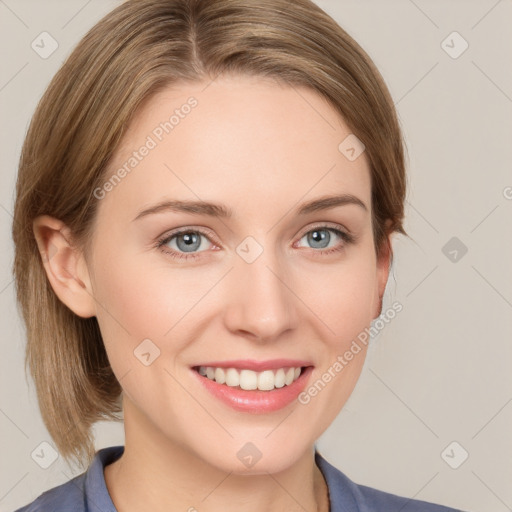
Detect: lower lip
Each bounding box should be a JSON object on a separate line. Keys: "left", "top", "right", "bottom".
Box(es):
{"left": 192, "top": 366, "right": 314, "bottom": 413}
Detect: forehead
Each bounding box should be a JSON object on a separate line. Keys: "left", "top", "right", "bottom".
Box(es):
{"left": 100, "top": 74, "right": 371, "bottom": 221}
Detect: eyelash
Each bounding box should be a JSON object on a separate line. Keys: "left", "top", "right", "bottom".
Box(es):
{"left": 155, "top": 224, "right": 356, "bottom": 261}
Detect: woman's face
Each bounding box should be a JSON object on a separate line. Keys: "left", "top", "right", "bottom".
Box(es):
{"left": 84, "top": 74, "right": 390, "bottom": 474}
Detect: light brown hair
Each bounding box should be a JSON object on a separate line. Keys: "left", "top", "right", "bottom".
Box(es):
{"left": 12, "top": 0, "right": 407, "bottom": 469}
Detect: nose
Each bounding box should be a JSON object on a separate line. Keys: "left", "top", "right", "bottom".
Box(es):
{"left": 223, "top": 246, "right": 299, "bottom": 342}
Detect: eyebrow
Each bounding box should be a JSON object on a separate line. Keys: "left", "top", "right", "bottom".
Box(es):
{"left": 132, "top": 193, "right": 367, "bottom": 222}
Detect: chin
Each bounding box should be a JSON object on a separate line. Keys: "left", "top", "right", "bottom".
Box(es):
{"left": 190, "top": 434, "right": 313, "bottom": 476}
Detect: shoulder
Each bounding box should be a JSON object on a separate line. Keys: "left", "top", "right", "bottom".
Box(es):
{"left": 12, "top": 445, "right": 124, "bottom": 512}
{"left": 12, "top": 473, "right": 86, "bottom": 512}
{"left": 315, "top": 451, "right": 466, "bottom": 512}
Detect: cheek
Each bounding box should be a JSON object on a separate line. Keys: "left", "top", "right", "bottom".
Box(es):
{"left": 297, "top": 250, "right": 377, "bottom": 345}
{"left": 294, "top": 258, "right": 377, "bottom": 433}
{"left": 89, "top": 254, "right": 193, "bottom": 413}
{"left": 89, "top": 245, "right": 217, "bottom": 372}
{"left": 91, "top": 234, "right": 378, "bottom": 373}
{"left": 89, "top": 248, "right": 177, "bottom": 368}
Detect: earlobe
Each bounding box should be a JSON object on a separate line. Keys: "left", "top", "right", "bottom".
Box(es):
{"left": 32, "top": 215, "right": 96, "bottom": 318}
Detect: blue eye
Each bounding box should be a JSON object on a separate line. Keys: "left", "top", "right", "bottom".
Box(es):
{"left": 295, "top": 225, "right": 355, "bottom": 256}
{"left": 157, "top": 229, "right": 214, "bottom": 260}
{"left": 299, "top": 227, "right": 347, "bottom": 249}
{"left": 156, "top": 224, "right": 355, "bottom": 261}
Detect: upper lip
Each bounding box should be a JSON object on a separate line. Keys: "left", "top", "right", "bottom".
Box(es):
{"left": 192, "top": 359, "right": 313, "bottom": 371}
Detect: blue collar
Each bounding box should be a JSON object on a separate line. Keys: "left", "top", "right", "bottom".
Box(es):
{"left": 63, "top": 445, "right": 461, "bottom": 512}
{"left": 83, "top": 445, "right": 344, "bottom": 511}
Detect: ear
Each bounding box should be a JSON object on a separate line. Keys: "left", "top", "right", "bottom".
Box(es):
{"left": 33, "top": 215, "right": 96, "bottom": 318}
{"left": 373, "top": 224, "right": 393, "bottom": 319}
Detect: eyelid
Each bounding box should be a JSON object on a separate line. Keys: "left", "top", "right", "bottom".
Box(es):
{"left": 154, "top": 226, "right": 221, "bottom": 260}
{"left": 155, "top": 221, "right": 356, "bottom": 260}
{"left": 157, "top": 222, "right": 350, "bottom": 245}
{"left": 293, "top": 221, "right": 357, "bottom": 248}
{"left": 296, "top": 221, "right": 351, "bottom": 239}
{"left": 158, "top": 225, "right": 220, "bottom": 245}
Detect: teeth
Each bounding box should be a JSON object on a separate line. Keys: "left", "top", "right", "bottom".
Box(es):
{"left": 258, "top": 370, "right": 275, "bottom": 391}
{"left": 214, "top": 367, "right": 226, "bottom": 384}
{"left": 225, "top": 368, "right": 239, "bottom": 387}
{"left": 196, "top": 365, "right": 304, "bottom": 391}
{"left": 240, "top": 369, "right": 258, "bottom": 390}
{"left": 274, "top": 368, "right": 285, "bottom": 388}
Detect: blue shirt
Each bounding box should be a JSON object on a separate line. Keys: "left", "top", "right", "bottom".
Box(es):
{"left": 14, "top": 445, "right": 465, "bottom": 511}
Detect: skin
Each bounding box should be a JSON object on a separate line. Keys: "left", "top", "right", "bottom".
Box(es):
{"left": 34, "top": 74, "right": 391, "bottom": 512}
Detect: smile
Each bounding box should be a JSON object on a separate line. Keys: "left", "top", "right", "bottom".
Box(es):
{"left": 193, "top": 365, "right": 304, "bottom": 391}
{"left": 191, "top": 362, "right": 315, "bottom": 413}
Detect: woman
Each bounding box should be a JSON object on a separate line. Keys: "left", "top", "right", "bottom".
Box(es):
{"left": 11, "top": 0, "right": 466, "bottom": 510}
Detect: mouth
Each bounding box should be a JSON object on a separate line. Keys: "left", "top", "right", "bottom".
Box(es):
{"left": 191, "top": 363, "right": 315, "bottom": 413}
{"left": 192, "top": 365, "right": 310, "bottom": 392}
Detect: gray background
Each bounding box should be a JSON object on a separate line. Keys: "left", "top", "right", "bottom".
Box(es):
{"left": 1, "top": 1, "right": 511, "bottom": 510}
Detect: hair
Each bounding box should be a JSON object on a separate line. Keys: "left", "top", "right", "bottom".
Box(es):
{"left": 12, "top": 0, "right": 408, "bottom": 469}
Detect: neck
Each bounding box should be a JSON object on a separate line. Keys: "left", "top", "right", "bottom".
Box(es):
{"left": 104, "top": 398, "right": 329, "bottom": 512}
